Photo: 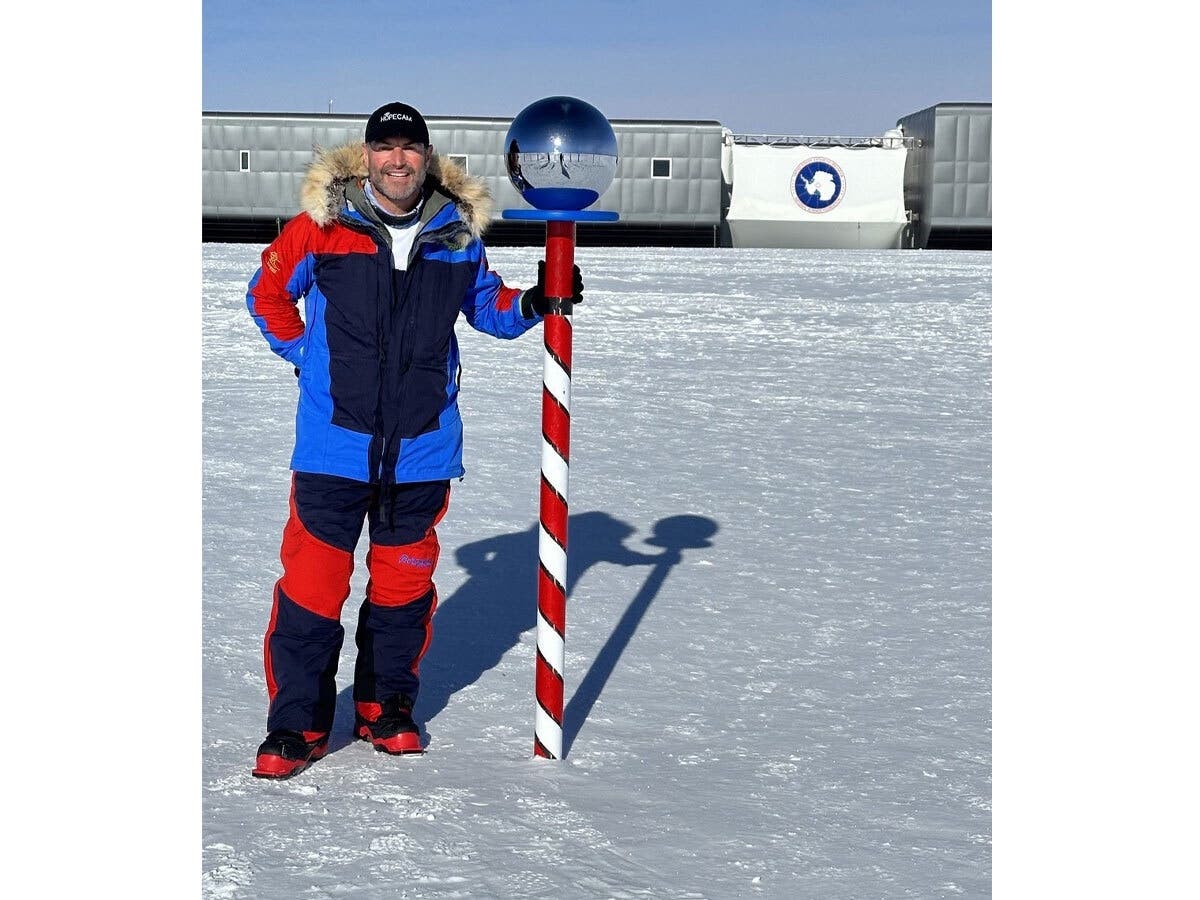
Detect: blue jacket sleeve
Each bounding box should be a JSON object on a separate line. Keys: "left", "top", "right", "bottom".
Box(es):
{"left": 459, "top": 249, "right": 540, "bottom": 339}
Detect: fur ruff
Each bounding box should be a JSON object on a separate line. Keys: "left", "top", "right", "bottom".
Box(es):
{"left": 300, "top": 143, "right": 494, "bottom": 238}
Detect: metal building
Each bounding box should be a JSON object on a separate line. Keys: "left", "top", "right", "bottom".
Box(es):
{"left": 894, "top": 102, "right": 992, "bottom": 249}
{"left": 203, "top": 112, "right": 725, "bottom": 245}
{"left": 203, "top": 104, "right": 991, "bottom": 249}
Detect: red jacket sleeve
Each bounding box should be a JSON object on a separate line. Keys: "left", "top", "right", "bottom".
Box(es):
{"left": 245, "top": 216, "right": 315, "bottom": 363}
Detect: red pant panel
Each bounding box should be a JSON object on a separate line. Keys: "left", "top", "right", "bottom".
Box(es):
{"left": 278, "top": 482, "right": 354, "bottom": 620}
{"left": 366, "top": 487, "right": 449, "bottom": 606}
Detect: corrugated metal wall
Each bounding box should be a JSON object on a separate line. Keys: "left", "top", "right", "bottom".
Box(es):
{"left": 896, "top": 103, "right": 991, "bottom": 249}
{"left": 203, "top": 116, "right": 365, "bottom": 219}
{"left": 202, "top": 113, "right": 724, "bottom": 228}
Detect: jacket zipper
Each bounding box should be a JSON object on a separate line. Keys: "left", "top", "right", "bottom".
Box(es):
{"left": 377, "top": 237, "right": 398, "bottom": 487}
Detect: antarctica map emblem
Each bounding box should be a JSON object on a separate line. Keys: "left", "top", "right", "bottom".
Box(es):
{"left": 791, "top": 156, "right": 846, "bottom": 212}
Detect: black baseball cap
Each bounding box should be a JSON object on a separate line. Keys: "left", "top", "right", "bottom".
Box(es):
{"left": 365, "top": 102, "right": 430, "bottom": 145}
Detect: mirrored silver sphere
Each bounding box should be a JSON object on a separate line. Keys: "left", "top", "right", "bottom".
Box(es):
{"left": 504, "top": 96, "right": 618, "bottom": 210}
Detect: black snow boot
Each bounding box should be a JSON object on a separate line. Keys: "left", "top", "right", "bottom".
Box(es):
{"left": 252, "top": 729, "right": 329, "bottom": 779}
{"left": 355, "top": 694, "right": 423, "bottom": 754}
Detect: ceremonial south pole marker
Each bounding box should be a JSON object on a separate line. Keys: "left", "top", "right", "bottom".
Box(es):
{"left": 502, "top": 97, "right": 619, "bottom": 760}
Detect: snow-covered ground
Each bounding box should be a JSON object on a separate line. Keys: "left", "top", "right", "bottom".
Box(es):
{"left": 203, "top": 244, "right": 991, "bottom": 898}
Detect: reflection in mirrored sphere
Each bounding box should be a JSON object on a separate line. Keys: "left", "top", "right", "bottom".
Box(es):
{"left": 504, "top": 96, "right": 618, "bottom": 210}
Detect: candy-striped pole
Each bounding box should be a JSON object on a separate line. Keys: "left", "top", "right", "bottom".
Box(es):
{"left": 534, "top": 220, "right": 576, "bottom": 760}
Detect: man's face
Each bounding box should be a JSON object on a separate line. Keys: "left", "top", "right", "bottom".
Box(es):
{"left": 363, "top": 137, "right": 433, "bottom": 215}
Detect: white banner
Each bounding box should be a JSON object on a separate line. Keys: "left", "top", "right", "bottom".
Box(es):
{"left": 726, "top": 144, "right": 908, "bottom": 248}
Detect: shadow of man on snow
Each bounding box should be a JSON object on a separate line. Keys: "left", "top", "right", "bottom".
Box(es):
{"left": 331, "top": 511, "right": 716, "bottom": 753}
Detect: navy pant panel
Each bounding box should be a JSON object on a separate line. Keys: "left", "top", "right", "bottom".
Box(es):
{"left": 367, "top": 480, "right": 451, "bottom": 546}
{"left": 292, "top": 471, "right": 448, "bottom": 548}
{"left": 353, "top": 587, "right": 437, "bottom": 704}
{"left": 265, "top": 585, "right": 345, "bottom": 734}
{"left": 292, "top": 472, "right": 373, "bottom": 551}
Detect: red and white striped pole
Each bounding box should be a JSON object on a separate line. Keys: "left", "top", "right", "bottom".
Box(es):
{"left": 501, "top": 94, "right": 619, "bottom": 760}
{"left": 533, "top": 220, "right": 575, "bottom": 760}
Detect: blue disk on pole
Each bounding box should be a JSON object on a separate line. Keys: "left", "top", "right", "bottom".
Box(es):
{"left": 501, "top": 208, "right": 619, "bottom": 221}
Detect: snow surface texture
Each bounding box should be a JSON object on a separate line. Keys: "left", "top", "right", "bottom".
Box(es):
{"left": 203, "top": 245, "right": 991, "bottom": 899}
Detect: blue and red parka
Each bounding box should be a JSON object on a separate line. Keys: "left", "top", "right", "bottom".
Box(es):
{"left": 247, "top": 144, "right": 539, "bottom": 486}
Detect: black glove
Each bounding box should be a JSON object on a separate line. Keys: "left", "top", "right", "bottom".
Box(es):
{"left": 520, "top": 260, "right": 584, "bottom": 317}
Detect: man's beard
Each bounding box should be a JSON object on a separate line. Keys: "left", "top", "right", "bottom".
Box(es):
{"left": 370, "top": 164, "right": 425, "bottom": 210}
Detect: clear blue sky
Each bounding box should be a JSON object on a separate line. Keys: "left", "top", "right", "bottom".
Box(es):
{"left": 202, "top": 0, "right": 990, "bottom": 136}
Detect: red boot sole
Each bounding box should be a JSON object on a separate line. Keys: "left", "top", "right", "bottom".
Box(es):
{"left": 251, "top": 743, "right": 327, "bottom": 779}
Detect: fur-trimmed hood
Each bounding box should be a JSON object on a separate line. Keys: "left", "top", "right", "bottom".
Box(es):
{"left": 299, "top": 143, "right": 494, "bottom": 239}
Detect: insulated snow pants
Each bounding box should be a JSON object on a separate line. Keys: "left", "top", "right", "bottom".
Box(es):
{"left": 263, "top": 472, "right": 450, "bottom": 735}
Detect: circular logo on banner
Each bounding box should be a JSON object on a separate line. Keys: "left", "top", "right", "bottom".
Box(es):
{"left": 792, "top": 157, "right": 845, "bottom": 213}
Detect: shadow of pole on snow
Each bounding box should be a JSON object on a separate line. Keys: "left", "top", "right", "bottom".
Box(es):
{"left": 561, "top": 514, "right": 717, "bottom": 756}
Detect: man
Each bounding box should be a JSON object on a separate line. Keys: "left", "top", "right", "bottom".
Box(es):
{"left": 245, "top": 101, "right": 583, "bottom": 779}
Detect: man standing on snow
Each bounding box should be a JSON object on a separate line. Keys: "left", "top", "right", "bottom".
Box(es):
{"left": 245, "top": 101, "right": 583, "bottom": 779}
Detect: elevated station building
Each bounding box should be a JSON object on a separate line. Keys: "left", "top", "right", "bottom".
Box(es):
{"left": 202, "top": 102, "right": 989, "bottom": 249}
{"left": 895, "top": 103, "right": 992, "bottom": 249}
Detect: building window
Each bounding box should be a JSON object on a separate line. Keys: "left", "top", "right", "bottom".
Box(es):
{"left": 447, "top": 154, "right": 468, "bottom": 173}
{"left": 239, "top": 150, "right": 250, "bottom": 172}
{"left": 651, "top": 157, "right": 671, "bottom": 179}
